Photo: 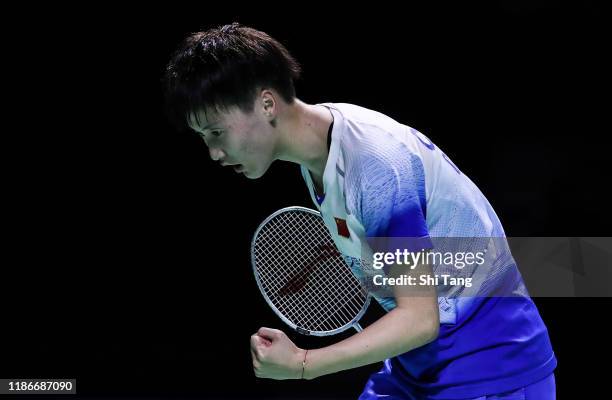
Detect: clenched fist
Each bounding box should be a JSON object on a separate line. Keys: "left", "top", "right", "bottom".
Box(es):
{"left": 250, "top": 327, "right": 307, "bottom": 380}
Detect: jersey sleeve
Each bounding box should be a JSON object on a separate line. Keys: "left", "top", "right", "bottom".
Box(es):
{"left": 356, "top": 144, "right": 433, "bottom": 254}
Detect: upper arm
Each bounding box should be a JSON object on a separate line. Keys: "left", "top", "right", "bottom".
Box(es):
{"left": 390, "top": 260, "right": 440, "bottom": 342}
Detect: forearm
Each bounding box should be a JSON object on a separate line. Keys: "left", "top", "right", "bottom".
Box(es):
{"left": 303, "top": 297, "right": 438, "bottom": 379}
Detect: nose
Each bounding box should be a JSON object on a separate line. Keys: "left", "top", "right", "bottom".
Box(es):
{"left": 208, "top": 146, "right": 226, "bottom": 162}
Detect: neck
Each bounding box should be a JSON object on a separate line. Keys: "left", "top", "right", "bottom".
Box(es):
{"left": 274, "top": 99, "right": 333, "bottom": 178}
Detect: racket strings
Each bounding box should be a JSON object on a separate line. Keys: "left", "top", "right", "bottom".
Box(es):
{"left": 253, "top": 210, "right": 368, "bottom": 333}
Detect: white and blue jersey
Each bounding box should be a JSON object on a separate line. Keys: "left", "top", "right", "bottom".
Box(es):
{"left": 301, "top": 103, "right": 556, "bottom": 398}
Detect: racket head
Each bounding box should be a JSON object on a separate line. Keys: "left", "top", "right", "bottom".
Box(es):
{"left": 251, "top": 206, "right": 370, "bottom": 336}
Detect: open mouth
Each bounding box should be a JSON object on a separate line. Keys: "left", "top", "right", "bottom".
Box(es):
{"left": 233, "top": 164, "right": 244, "bottom": 173}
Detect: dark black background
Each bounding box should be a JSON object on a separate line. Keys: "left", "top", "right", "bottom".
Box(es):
{"left": 4, "top": 1, "right": 610, "bottom": 398}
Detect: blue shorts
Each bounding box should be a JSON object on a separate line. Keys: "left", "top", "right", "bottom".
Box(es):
{"left": 358, "top": 359, "right": 556, "bottom": 400}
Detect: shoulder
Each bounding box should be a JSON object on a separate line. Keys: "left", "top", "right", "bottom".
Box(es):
{"left": 330, "top": 104, "right": 421, "bottom": 178}
{"left": 328, "top": 103, "right": 404, "bottom": 135}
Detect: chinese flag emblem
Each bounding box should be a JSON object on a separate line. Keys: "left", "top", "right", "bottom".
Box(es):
{"left": 335, "top": 217, "right": 350, "bottom": 238}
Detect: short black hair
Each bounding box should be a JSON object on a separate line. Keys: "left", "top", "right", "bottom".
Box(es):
{"left": 163, "top": 23, "right": 302, "bottom": 130}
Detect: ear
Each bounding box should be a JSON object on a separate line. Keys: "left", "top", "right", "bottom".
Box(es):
{"left": 259, "top": 89, "right": 277, "bottom": 121}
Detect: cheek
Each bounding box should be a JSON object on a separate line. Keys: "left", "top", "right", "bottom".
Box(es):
{"left": 242, "top": 127, "right": 274, "bottom": 162}
{"left": 242, "top": 140, "right": 268, "bottom": 168}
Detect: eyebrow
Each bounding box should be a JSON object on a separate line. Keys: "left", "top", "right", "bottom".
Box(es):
{"left": 189, "top": 110, "right": 219, "bottom": 133}
{"left": 191, "top": 121, "right": 219, "bottom": 135}
{"left": 202, "top": 122, "right": 220, "bottom": 130}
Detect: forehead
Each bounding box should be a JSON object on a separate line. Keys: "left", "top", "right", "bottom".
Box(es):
{"left": 187, "top": 106, "right": 253, "bottom": 133}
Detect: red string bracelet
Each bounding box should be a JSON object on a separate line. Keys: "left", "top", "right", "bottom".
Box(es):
{"left": 301, "top": 349, "right": 309, "bottom": 379}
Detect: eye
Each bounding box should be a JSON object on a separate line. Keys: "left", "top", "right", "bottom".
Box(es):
{"left": 211, "top": 130, "right": 223, "bottom": 137}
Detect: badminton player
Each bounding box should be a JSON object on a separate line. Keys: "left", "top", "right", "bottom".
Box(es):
{"left": 163, "top": 23, "right": 557, "bottom": 399}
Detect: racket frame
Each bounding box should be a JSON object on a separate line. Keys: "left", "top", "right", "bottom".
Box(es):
{"left": 251, "top": 206, "right": 370, "bottom": 336}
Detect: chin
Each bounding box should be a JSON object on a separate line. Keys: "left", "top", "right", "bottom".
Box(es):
{"left": 245, "top": 164, "right": 270, "bottom": 179}
{"left": 245, "top": 170, "right": 263, "bottom": 179}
